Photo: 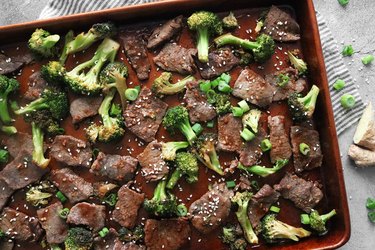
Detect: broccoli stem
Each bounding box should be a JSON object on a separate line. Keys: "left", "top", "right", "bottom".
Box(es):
{"left": 42, "top": 35, "right": 61, "bottom": 49}
{"left": 14, "top": 98, "right": 48, "bottom": 115}
{"left": 105, "top": 78, "right": 127, "bottom": 110}
{"left": 31, "top": 122, "right": 50, "bottom": 168}
{"left": 197, "top": 28, "right": 210, "bottom": 62}
{"left": 235, "top": 198, "right": 258, "bottom": 244}
{"left": 300, "top": 85, "right": 319, "bottom": 109}
{"left": 180, "top": 122, "right": 197, "bottom": 145}
{"left": 167, "top": 169, "right": 182, "bottom": 189}
{"left": 0, "top": 125, "right": 17, "bottom": 135}
{"left": 214, "top": 33, "right": 258, "bottom": 50}
{"left": 0, "top": 94, "right": 11, "bottom": 124}
{"left": 208, "top": 150, "right": 224, "bottom": 175}
{"left": 59, "top": 30, "right": 74, "bottom": 63}
{"left": 238, "top": 159, "right": 288, "bottom": 177}
{"left": 320, "top": 209, "right": 337, "bottom": 222}
{"left": 153, "top": 180, "right": 168, "bottom": 202}
{"left": 99, "top": 88, "right": 116, "bottom": 128}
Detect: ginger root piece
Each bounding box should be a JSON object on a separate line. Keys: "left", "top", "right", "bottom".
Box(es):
{"left": 353, "top": 102, "right": 375, "bottom": 150}
{"left": 348, "top": 144, "right": 375, "bottom": 167}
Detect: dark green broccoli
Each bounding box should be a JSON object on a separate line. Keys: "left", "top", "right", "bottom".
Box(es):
{"left": 64, "top": 227, "right": 93, "bottom": 250}
{"left": 86, "top": 88, "right": 125, "bottom": 143}
{"left": 143, "top": 180, "right": 187, "bottom": 218}
{"left": 206, "top": 91, "right": 232, "bottom": 115}
{"left": 166, "top": 152, "right": 199, "bottom": 189}
{"left": 214, "top": 33, "right": 275, "bottom": 63}
{"left": 59, "top": 22, "right": 117, "bottom": 63}
{"left": 192, "top": 133, "right": 224, "bottom": 176}
{"left": 118, "top": 225, "right": 144, "bottom": 243}
{"left": 152, "top": 72, "right": 194, "bottom": 97}
{"left": 0, "top": 125, "right": 17, "bottom": 135}
{"left": 26, "top": 180, "right": 55, "bottom": 207}
{"left": 28, "top": 28, "right": 60, "bottom": 58}
{"left": 161, "top": 141, "right": 189, "bottom": 161}
{"left": 40, "top": 60, "right": 66, "bottom": 84}
{"left": 14, "top": 88, "right": 68, "bottom": 120}
{"left": 223, "top": 12, "right": 238, "bottom": 29}
{"left": 301, "top": 209, "right": 336, "bottom": 234}
{"left": 288, "top": 51, "right": 307, "bottom": 75}
{"left": 261, "top": 213, "right": 311, "bottom": 243}
{"left": 0, "top": 149, "right": 9, "bottom": 164}
{"left": 242, "top": 109, "right": 261, "bottom": 133}
{"left": 288, "top": 85, "right": 320, "bottom": 122}
{"left": 187, "top": 11, "right": 223, "bottom": 62}
{"left": 99, "top": 62, "right": 128, "bottom": 110}
{"left": 231, "top": 191, "right": 258, "bottom": 244}
{"left": 220, "top": 225, "right": 248, "bottom": 250}
{"left": 162, "top": 106, "right": 197, "bottom": 145}
{"left": 0, "top": 75, "right": 20, "bottom": 124}
{"left": 238, "top": 159, "right": 289, "bottom": 178}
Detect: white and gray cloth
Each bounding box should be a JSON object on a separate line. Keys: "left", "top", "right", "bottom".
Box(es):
{"left": 39, "top": 0, "right": 364, "bottom": 135}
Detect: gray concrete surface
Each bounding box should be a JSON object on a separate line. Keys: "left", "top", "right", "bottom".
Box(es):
{"left": 0, "top": 0, "right": 374, "bottom": 249}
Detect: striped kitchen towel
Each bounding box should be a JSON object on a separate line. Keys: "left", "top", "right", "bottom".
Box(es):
{"left": 39, "top": 1, "right": 364, "bottom": 135}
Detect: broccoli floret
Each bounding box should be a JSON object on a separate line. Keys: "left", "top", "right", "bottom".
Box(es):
{"left": 261, "top": 213, "right": 311, "bottom": 243}
{"left": 242, "top": 109, "right": 261, "bottom": 133}
{"left": 162, "top": 106, "right": 197, "bottom": 145}
{"left": 166, "top": 152, "right": 199, "bottom": 189}
{"left": 301, "top": 209, "right": 336, "bottom": 234}
{"left": 86, "top": 88, "right": 125, "bottom": 143}
{"left": 223, "top": 12, "right": 238, "bottom": 29}
{"left": 26, "top": 180, "right": 55, "bottom": 207}
{"left": 220, "top": 225, "right": 248, "bottom": 250}
{"left": 288, "top": 51, "right": 307, "bottom": 75}
{"left": 161, "top": 141, "right": 189, "bottom": 161}
{"left": 118, "top": 225, "right": 144, "bottom": 243}
{"left": 99, "top": 62, "right": 128, "bottom": 110}
{"left": 59, "top": 22, "right": 117, "bottom": 63}
{"left": 0, "top": 75, "right": 20, "bottom": 124}
{"left": 40, "top": 61, "right": 66, "bottom": 84}
{"left": 214, "top": 33, "right": 275, "bottom": 63}
{"left": 193, "top": 133, "right": 224, "bottom": 176}
{"left": 65, "top": 227, "right": 93, "bottom": 250}
{"left": 143, "top": 180, "right": 187, "bottom": 218}
{"left": 288, "top": 85, "right": 320, "bottom": 122}
{"left": 28, "top": 28, "right": 60, "bottom": 58}
{"left": 152, "top": 72, "right": 194, "bottom": 97}
{"left": 238, "top": 159, "right": 289, "bottom": 177}
{"left": 15, "top": 88, "right": 69, "bottom": 120}
{"left": 187, "top": 11, "right": 223, "bottom": 62}
{"left": 214, "top": 92, "right": 232, "bottom": 115}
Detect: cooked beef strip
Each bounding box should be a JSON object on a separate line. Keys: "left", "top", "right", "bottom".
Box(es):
{"left": 2, "top": 132, "right": 33, "bottom": 157}
{"left": 189, "top": 183, "right": 234, "bottom": 234}
{"left": 274, "top": 173, "right": 323, "bottom": 212}
{"left": 195, "top": 47, "right": 240, "bottom": 79}
{"left": 123, "top": 242, "right": 147, "bottom": 250}
{"left": 112, "top": 186, "right": 145, "bottom": 228}
{"left": 248, "top": 184, "right": 280, "bottom": 228}
{"left": 120, "top": 29, "right": 151, "bottom": 81}
{"left": 0, "top": 240, "right": 14, "bottom": 250}
{"left": 263, "top": 5, "right": 301, "bottom": 42}
{"left": 183, "top": 80, "right": 217, "bottom": 123}
{"left": 0, "top": 150, "right": 48, "bottom": 190}
{"left": 268, "top": 115, "right": 292, "bottom": 163}
{"left": 70, "top": 96, "right": 103, "bottom": 124}
{"left": 233, "top": 69, "right": 274, "bottom": 108}
{"left": 265, "top": 67, "right": 307, "bottom": 101}
{"left": 147, "top": 15, "right": 184, "bottom": 50}
{"left": 144, "top": 218, "right": 190, "bottom": 250}
{"left": 137, "top": 140, "right": 169, "bottom": 182}
{"left": 290, "top": 126, "right": 323, "bottom": 173}
{"left": 49, "top": 135, "right": 93, "bottom": 167}
{"left": 94, "top": 228, "right": 119, "bottom": 250}
{"left": 51, "top": 168, "right": 93, "bottom": 204}
{"left": 239, "top": 127, "right": 267, "bottom": 166}
{"left": 24, "top": 71, "right": 48, "bottom": 101}
{"left": 36, "top": 201, "right": 68, "bottom": 244}
{"left": 0, "top": 53, "right": 33, "bottom": 75}
{"left": 217, "top": 113, "right": 243, "bottom": 152}
{"left": 153, "top": 43, "right": 197, "bottom": 75}
{"left": 67, "top": 202, "right": 106, "bottom": 232}
{"left": 0, "top": 178, "right": 14, "bottom": 211}
{"left": 0, "top": 207, "right": 42, "bottom": 242}
{"left": 90, "top": 152, "right": 138, "bottom": 182}
{"left": 124, "top": 87, "right": 168, "bottom": 142}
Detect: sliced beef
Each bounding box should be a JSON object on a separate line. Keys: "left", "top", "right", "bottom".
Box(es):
{"left": 123, "top": 242, "right": 146, "bottom": 250}
{"left": 189, "top": 183, "right": 233, "bottom": 234}
{"left": 196, "top": 47, "right": 240, "bottom": 79}
{"left": 51, "top": 168, "right": 93, "bottom": 203}
{"left": 70, "top": 96, "right": 103, "bottom": 124}
{"left": 37, "top": 201, "right": 68, "bottom": 244}
{"left": 121, "top": 29, "right": 150, "bottom": 80}
{"left": 49, "top": 135, "right": 92, "bottom": 167}
{"left": 248, "top": 184, "right": 280, "bottom": 228}
{"left": 268, "top": 116, "right": 292, "bottom": 163}
{"left": 112, "top": 186, "right": 145, "bottom": 228}
{"left": 290, "top": 126, "right": 323, "bottom": 173}
{"left": 184, "top": 80, "right": 216, "bottom": 123}
{"left": 153, "top": 43, "right": 196, "bottom": 75}
{"left": 239, "top": 127, "right": 267, "bottom": 166}
{"left": 233, "top": 69, "right": 274, "bottom": 108}
{"left": 137, "top": 140, "right": 169, "bottom": 182}
{"left": 263, "top": 5, "right": 300, "bottom": 42}
{"left": 2, "top": 132, "right": 33, "bottom": 157}
{"left": 274, "top": 173, "right": 323, "bottom": 212}
{"left": 94, "top": 228, "right": 120, "bottom": 250}
{"left": 144, "top": 218, "right": 190, "bottom": 250}
{"left": 124, "top": 87, "right": 168, "bottom": 142}
{"left": 217, "top": 113, "right": 243, "bottom": 152}
{"left": 90, "top": 152, "right": 138, "bottom": 182}
{"left": 67, "top": 202, "right": 106, "bottom": 232}
{"left": 0, "top": 178, "right": 14, "bottom": 211}
{"left": 0, "top": 207, "right": 42, "bottom": 242}
{"left": 0, "top": 53, "right": 33, "bottom": 75}
{"left": 147, "top": 15, "right": 184, "bottom": 50}
{"left": 0, "top": 240, "right": 14, "bottom": 250}
{"left": 24, "top": 71, "right": 48, "bottom": 101}
{"left": 265, "top": 67, "right": 306, "bottom": 101}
